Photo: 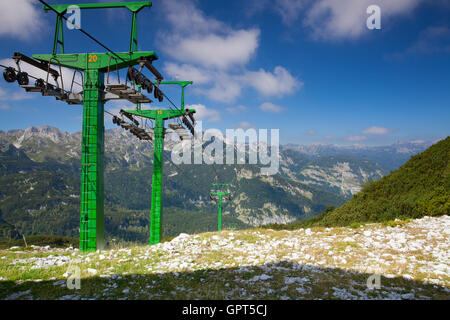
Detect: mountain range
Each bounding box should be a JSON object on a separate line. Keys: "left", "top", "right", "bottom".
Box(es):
{"left": 0, "top": 126, "right": 434, "bottom": 242}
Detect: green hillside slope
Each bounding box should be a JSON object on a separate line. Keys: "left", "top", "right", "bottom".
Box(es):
{"left": 302, "top": 137, "right": 450, "bottom": 227}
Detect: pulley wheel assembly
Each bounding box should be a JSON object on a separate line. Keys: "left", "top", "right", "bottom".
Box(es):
{"left": 3, "top": 67, "right": 16, "bottom": 83}
{"left": 17, "top": 72, "right": 29, "bottom": 86}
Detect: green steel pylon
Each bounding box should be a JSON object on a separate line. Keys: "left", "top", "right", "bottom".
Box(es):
{"left": 126, "top": 81, "right": 195, "bottom": 245}
{"left": 13, "top": 2, "right": 195, "bottom": 251}
{"left": 210, "top": 183, "right": 231, "bottom": 231}
{"left": 33, "top": 1, "right": 154, "bottom": 251}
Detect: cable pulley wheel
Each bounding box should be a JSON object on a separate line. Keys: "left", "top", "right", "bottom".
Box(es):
{"left": 17, "top": 72, "right": 29, "bottom": 86}
{"left": 3, "top": 67, "right": 16, "bottom": 83}
{"left": 35, "top": 78, "right": 45, "bottom": 88}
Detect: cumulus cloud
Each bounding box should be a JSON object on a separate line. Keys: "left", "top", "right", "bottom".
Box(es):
{"left": 0, "top": 0, "right": 47, "bottom": 40}
{"left": 160, "top": 0, "right": 259, "bottom": 70}
{"left": 164, "top": 63, "right": 301, "bottom": 103}
{"left": 188, "top": 104, "right": 220, "bottom": 122}
{"left": 162, "top": 0, "right": 226, "bottom": 35}
{"left": 158, "top": 0, "right": 302, "bottom": 103}
{"left": 197, "top": 74, "right": 243, "bottom": 103}
{"left": 249, "top": 0, "right": 428, "bottom": 41}
{"left": 167, "top": 29, "right": 260, "bottom": 70}
{"left": 260, "top": 102, "right": 284, "bottom": 113}
{"left": 304, "top": 0, "right": 424, "bottom": 41}
{"left": 362, "top": 126, "right": 391, "bottom": 135}
{"left": 164, "top": 63, "right": 212, "bottom": 85}
{"left": 243, "top": 66, "right": 303, "bottom": 97}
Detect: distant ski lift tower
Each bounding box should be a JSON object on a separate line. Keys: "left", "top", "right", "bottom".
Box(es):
{"left": 210, "top": 183, "right": 231, "bottom": 231}
{"left": 30, "top": 1, "right": 157, "bottom": 251}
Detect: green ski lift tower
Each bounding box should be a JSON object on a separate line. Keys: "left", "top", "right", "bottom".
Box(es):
{"left": 210, "top": 183, "right": 231, "bottom": 231}
{"left": 123, "top": 80, "right": 196, "bottom": 245}
{"left": 1, "top": 1, "right": 197, "bottom": 251}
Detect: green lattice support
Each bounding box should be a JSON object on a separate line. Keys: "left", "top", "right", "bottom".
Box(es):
{"left": 80, "top": 68, "right": 105, "bottom": 251}
{"left": 218, "top": 194, "right": 223, "bottom": 231}
{"left": 126, "top": 107, "right": 196, "bottom": 244}
{"left": 150, "top": 114, "right": 164, "bottom": 244}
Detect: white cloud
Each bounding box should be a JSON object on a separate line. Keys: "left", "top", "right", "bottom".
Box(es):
{"left": 304, "top": 0, "right": 424, "bottom": 41}
{"left": 0, "top": 104, "right": 11, "bottom": 110}
{"left": 167, "top": 30, "right": 260, "bottom": 70}
{"left": 160, "top": 0, "right": 259, "bottom": 70}
{"left": 164, "top": 63, "right": 301, "bottom": 103}
{"left": 164, "top": 63, "right": 211, "bottom": 85}
{"left": 0, "top": 0, "right": 46, "bottom": 40}
{"left": 197, "top": 74, "right": 243, "bottom": 103}
{"left": 243, "top": 66, "right": 302, "bottom": 97}
{"left": 305, "top": 130, "right": 317, "bottom": 135}
{"left": 362, "top": 126, "right": 391, "bottom": 135}
{"left": 162, "top": 0, "right": 226, "bottom": 35}
{"left": 187, "top": 104, "right": 220, "bottom": 123}
{"left": 158, "top": 0, "right": 302, "bottom": 103}
{"left": 345, "top": 135, "right": 367, "bottom": 142}
{"left": 260, "top": 102, "right": 284, "bottom": 113}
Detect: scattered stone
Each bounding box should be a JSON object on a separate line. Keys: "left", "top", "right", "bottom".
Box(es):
{"left": 87, "top": 268, "right": 98, "bottom": 275}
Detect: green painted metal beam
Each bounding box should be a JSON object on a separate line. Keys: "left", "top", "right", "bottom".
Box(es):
{"left": 154, "top": 81, "right": 193, "bottom": 87}
{"left": 80, "top": 68, "right": 105, "bottom": 251}
{"left": 126, "top": 108, "right": 195, "bottom": 120}
{"left": 150, "top": 114, "right": 164, "bottom": 244}
{"left": 43, "top": 1, "right": 152, "bottom": 14}
{"left": 32, "top": 51, "right": 158, "bottom": 72}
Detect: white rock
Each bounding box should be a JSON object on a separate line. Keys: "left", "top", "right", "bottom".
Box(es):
{"left": 87, "top": 268, "right": 98, "bottom": 275}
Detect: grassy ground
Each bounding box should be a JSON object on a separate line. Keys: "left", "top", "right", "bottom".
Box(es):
{"left": 0, "top": 216, "right": 449, "bottom": 300}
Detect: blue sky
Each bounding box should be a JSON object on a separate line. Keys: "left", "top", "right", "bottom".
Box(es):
{"left": 0, "top": 0, "right": 449, "bottom": 146}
